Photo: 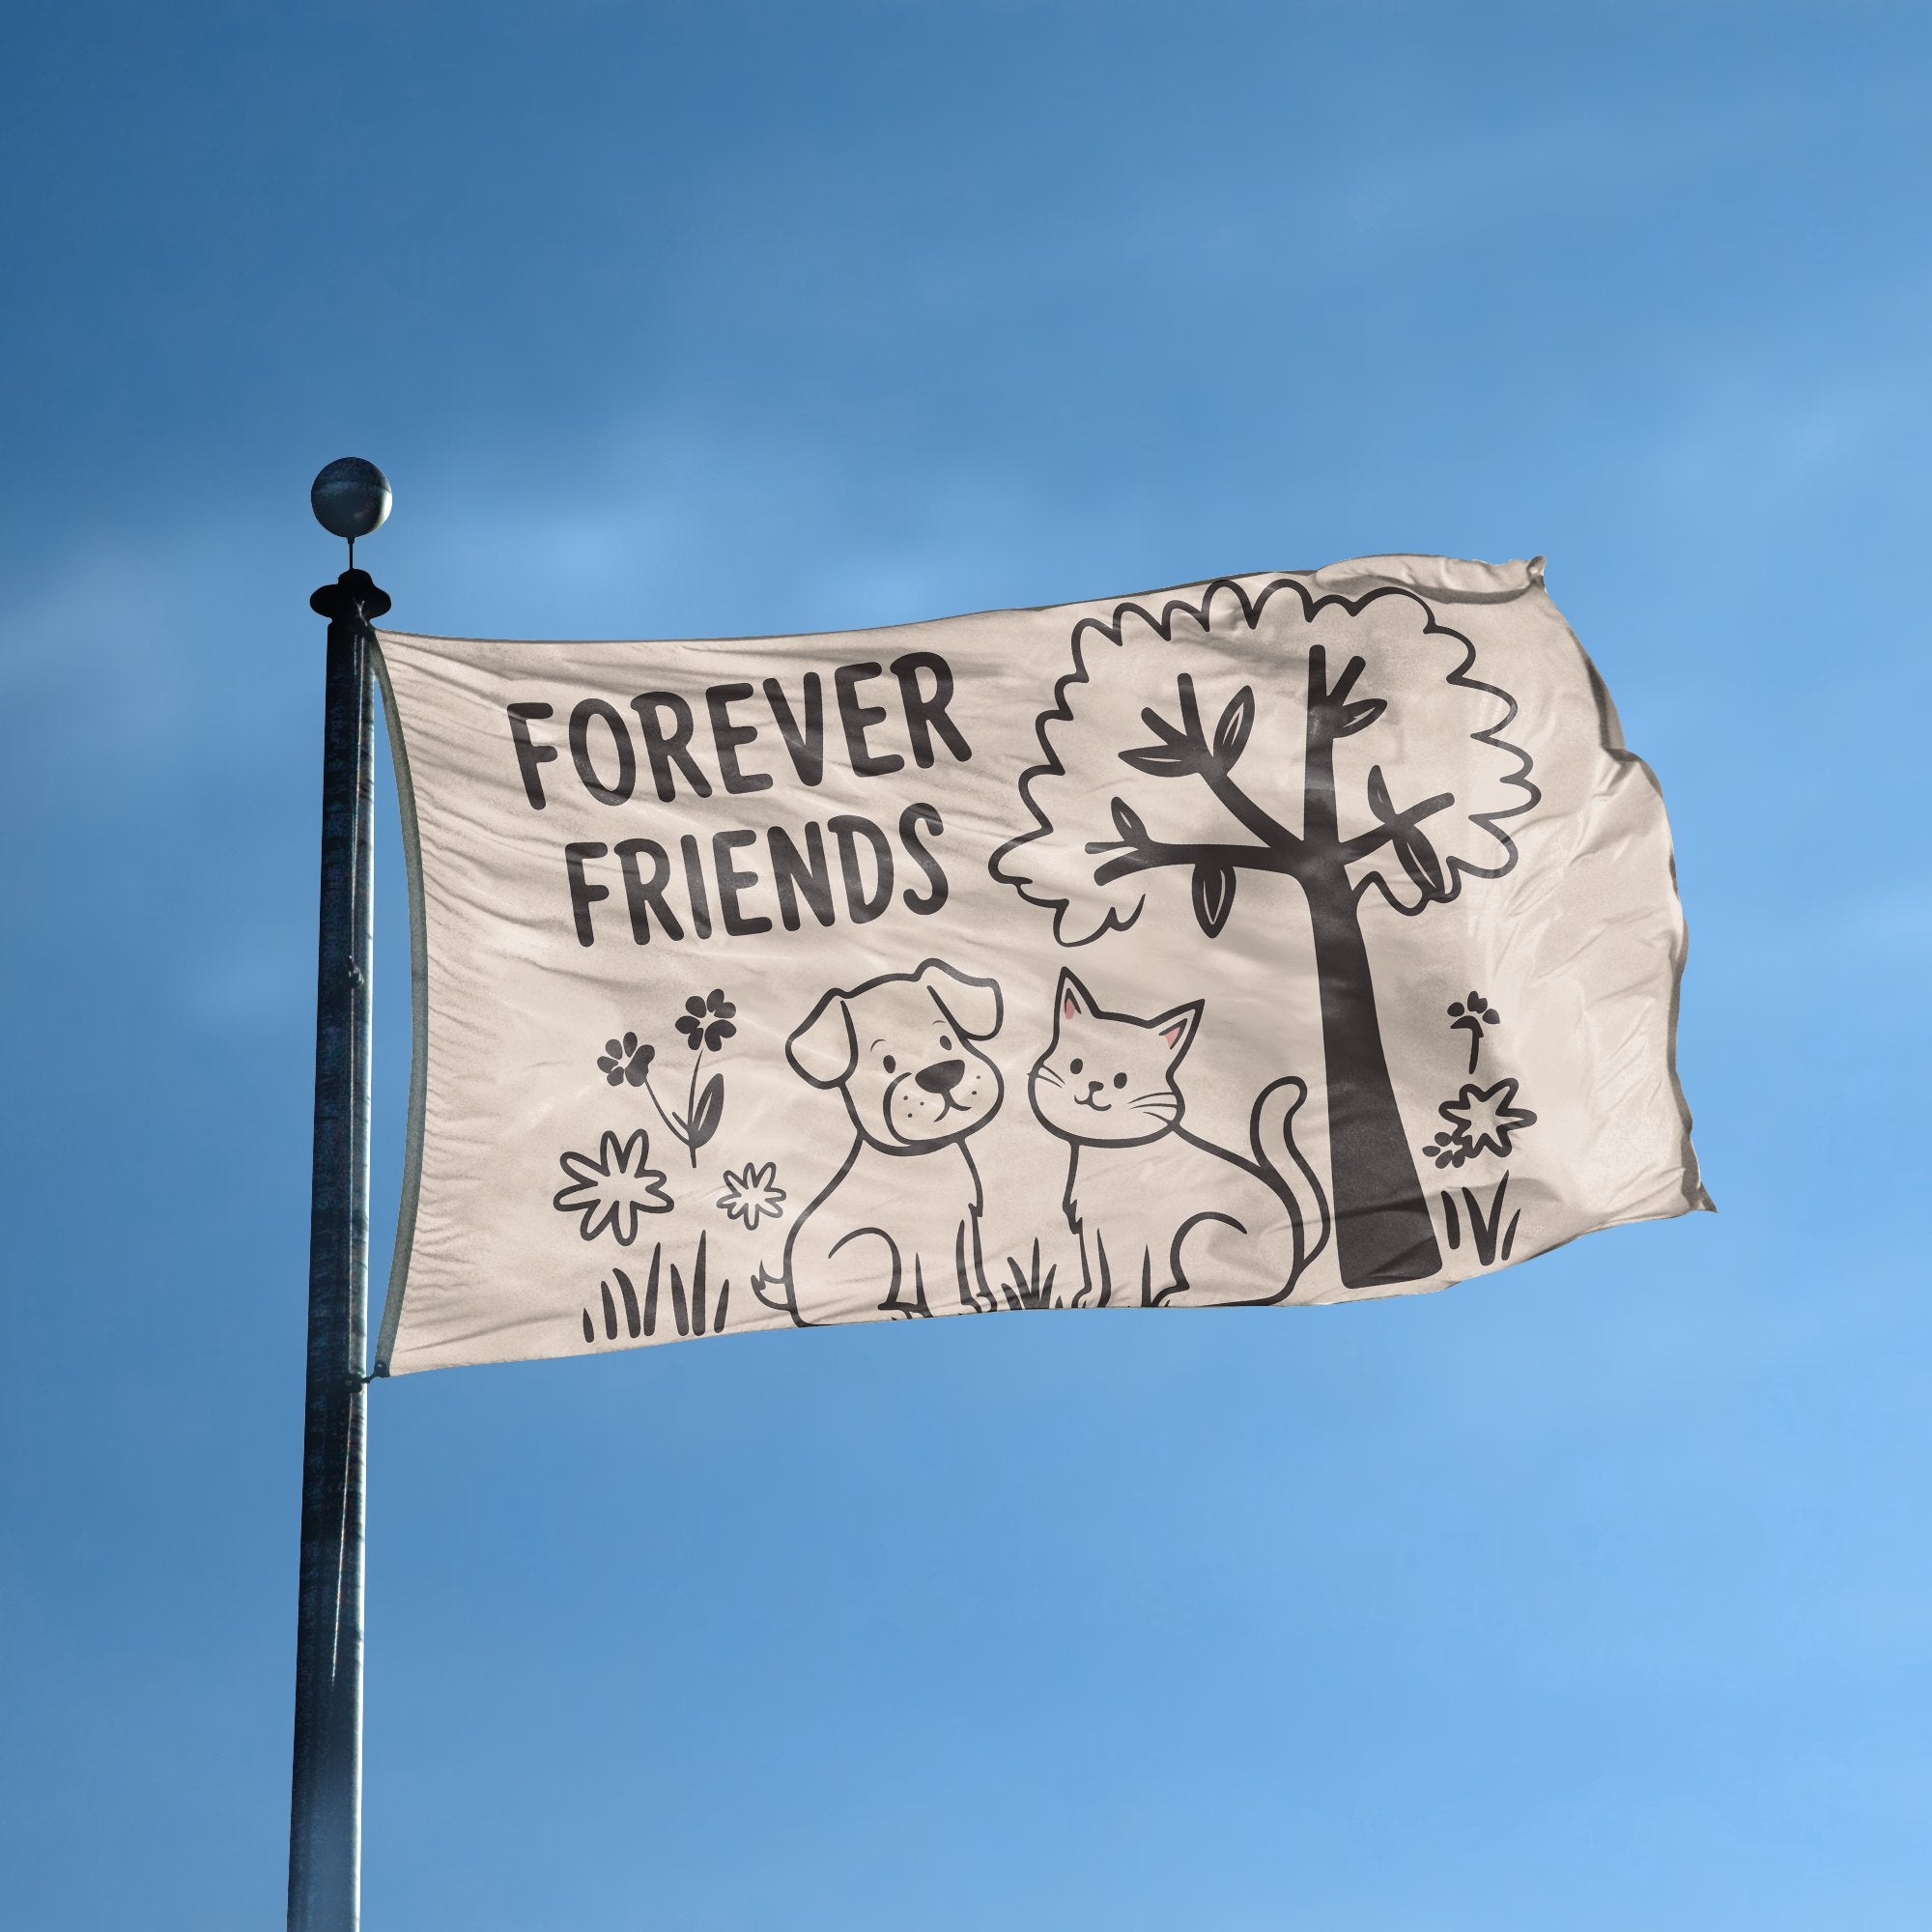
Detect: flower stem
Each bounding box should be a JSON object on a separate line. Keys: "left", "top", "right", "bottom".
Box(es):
{"left": 639, "top": 1068, "right": 681, "bottom": 1144}
{"left": 1452, "top": 1014, "right": 1482, "bottom": 1074}
{"left": 683, "top": 1044, "right": 705, "bottom": 1167}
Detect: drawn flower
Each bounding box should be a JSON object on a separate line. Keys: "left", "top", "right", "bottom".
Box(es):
{"left": 675, "top": 988, "right": 737, "bottom": 1053}
{"left": 554, "top": 1129, "right": 673, "bottom": 1243}
{"left": 715, "top": 1161, "right": 785, "bottom": 1232}
{"left": 1447, "top": 990, "right": 1502, "bottom": 1073}
{"left": 595, "top": 1032, "right": 655, "bottom": 1088}
{"left": 1435, "top": 1077, "right": 1538, "bottom": 1161}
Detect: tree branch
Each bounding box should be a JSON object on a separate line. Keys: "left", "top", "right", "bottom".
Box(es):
{"left": 1118, "top": 672, "right": 1307, "bottom": 860}
{"left": 1203, "top": 766, "right": 1305, "bottom": 856}
{"left": 1336, "top": 788, "right": 1455, "bottom": 864}
{"left": 1323, "top": 652, "right": 1368, "bottom": 709}
{"left": 1091, "top": 838, "right": 1296, "bottom": 888}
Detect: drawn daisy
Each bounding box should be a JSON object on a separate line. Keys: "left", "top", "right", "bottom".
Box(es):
{"left": 715, "top": 1161, "right": 786, "bottom": 1232}
{"left": 553, "top": 1129, "right": 673, "bottom": 1243}
{"left": 1435, "top": 1078, "right": 1538, "bottom": 1161}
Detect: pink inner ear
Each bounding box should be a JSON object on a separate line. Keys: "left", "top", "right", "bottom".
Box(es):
{"left": 1161, "top": 1023, "right": 1187, "bottom": 1048}
{"left": 1063, "top": 993, "right": 1079, "bottom": 1020}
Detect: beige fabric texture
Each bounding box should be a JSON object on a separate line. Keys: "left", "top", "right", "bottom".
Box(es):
{"left": 374, "top": 555, "right": 1707, "bottom": 1376}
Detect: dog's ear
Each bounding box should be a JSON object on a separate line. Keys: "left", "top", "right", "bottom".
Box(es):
{"left": 786, "top": 988, "right": 857, "bottom": 1088}
{"left": 917, "top": 959, "right": 1003, "bottom": 1040}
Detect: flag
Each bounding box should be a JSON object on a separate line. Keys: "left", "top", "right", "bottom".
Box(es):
{"left": 371, "top": 554, "right": 1707, "bottom": 1375}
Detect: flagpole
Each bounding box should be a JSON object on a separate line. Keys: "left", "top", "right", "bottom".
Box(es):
{"left": 289, "top": 460, "right": 391, "bottom": 1932}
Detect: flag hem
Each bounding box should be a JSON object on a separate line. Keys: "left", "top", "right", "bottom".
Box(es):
{"left": 371, "top": 638, "right": 432, "bottom": 1376}
{"left": 1538, "top": 574, "right": 1713, "bottom": 1220}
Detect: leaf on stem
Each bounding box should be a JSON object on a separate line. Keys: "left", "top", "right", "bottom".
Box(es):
{"left": 689, "top": 1075, "right": 724, "bottom": 1150}
{"left": 1192, "top": 861, "right": 1236, "bottom": 938}
{"left": 1394, "top": 825, "right": 1446, "bottom": 896}
{"left": 1367, "top": 763, "right": 1396, "bottom": 822}
{"left": 1122, "top": 675, "right": 1212, "bottom": 778}
{"left": 1213, "top": 687, "right": 1255, "bottom": 765}
{"left": 1120, "top": 741, "right": 1196, "bottom": 778}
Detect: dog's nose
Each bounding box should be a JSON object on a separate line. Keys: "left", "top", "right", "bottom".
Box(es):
{"left": 916, "top": 1059, "right": 965, "bottom": 1094}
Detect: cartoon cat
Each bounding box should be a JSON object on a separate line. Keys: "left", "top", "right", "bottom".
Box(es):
{"left": 1029, "top": 970, "right": 1330, "bottom": 1308}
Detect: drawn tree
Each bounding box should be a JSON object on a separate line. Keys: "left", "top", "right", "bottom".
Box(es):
{"left": 992, "top": 577, "right": 1538, "bottom": 1289}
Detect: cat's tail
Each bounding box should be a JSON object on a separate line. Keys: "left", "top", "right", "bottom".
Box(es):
{"left": 1251, "top": 1076, "right": 1331, "bottom": 1292}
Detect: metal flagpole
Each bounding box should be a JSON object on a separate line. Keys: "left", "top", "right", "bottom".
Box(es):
{"left": 289, "top": 458, "right": 392, "bottom": 1932}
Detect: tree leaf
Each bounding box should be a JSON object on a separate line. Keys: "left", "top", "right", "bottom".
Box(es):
{"left": 1191, "top": 862, "right": 1236, "bottom": 938}
{"left": 1213, "top": 687, "right": 1255, "bottom": 765}
{"left": 1366, "top": 762, "right": 1395, "bottom": 823}
{"left": 1337, "top": 697, "right": 1386, "bottom": 737}
{"left": 1110, "top": 796, "right": 1148, "bottom": 844}
{"left": 1119, "top": 744, "right": 1194, "bottom": 778}
{"left": 1395, "top": 827, "right": 1446, "bottom": 897}
{"left": 689, "top": 1074, "right": 724, "bottom": 1149}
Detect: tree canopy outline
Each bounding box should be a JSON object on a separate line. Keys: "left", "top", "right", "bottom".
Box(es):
{"left": 990, "top": 575, "right": 1539, "bottom": 1290}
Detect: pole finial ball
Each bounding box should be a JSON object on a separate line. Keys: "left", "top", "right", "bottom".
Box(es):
{"left": 310, "top": 457, "right": 392, "bottom": 541}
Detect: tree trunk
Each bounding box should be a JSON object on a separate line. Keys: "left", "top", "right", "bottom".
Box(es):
{"left": 1300, "top": 862, "right": 1441, "bottom": 1288}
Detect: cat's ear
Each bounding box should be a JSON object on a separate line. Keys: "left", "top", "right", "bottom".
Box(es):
{"left": 1150, "top": 1000, "right": 1203, "bottom": 1064}
{"left": 1056, "top": 970, "right": 1098, "bottom": 1025}
{"left": 786, "top": 989, "right": 857, "bottom": 1088}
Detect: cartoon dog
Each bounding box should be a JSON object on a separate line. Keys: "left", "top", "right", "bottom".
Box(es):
{"left": 764, "top": 959, "right": 1006, "bottom": 1324}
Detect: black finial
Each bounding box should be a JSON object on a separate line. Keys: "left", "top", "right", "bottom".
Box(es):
{"left": 310, "top": 457, "right": 392, "bottom": 567}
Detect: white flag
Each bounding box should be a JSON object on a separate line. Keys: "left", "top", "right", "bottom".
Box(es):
{"left": 372, "top": 554, "right": 1706, "bottom": 1375}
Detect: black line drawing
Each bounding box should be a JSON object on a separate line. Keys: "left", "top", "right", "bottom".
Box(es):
{"left": 716, "top": 1161, "right": 786, "bottom": 1231}
{"left": 554, "top": 1129, "right": 673, "bottom": 1243}
{"left": 1447, "top": 991, "right": 1501, "bottom": 1074}
{"left": 596, "top": 1032, "right": 655, "bottom": 1088}
{"left": 676, "top": 987, "right": 738, "bottom": 1054}
{"left": 580, "top": 1235, "right": 732, "bottom": 1344}
{"left": 1003, "top": 1238, "right": 1060, "bottom": 1311}
{"left": 656, "top": 989, "right": 735, "bottom": 1168}
{"left": 592, "top": 991, "right": 734, "bottom": 1169}
{"left": 754, "top": 959, "right": 1005, "bottom": 1324}
{"left": 991, "top": 577, "right": 1538, "bottom": 1291}
{"left": 1427, "top": 1078, "right": 1536, "bottom": 1165}
{"left": 1437, "top": 1173, "right": 1520, "bottom": 1266}
{"left": 1031, "top": 970, "right": 1329, "bottom": 1308}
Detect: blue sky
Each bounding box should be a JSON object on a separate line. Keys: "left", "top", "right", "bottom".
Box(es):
{"left": 3, "top": 3, "right": 1930, "bottom": 1926}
